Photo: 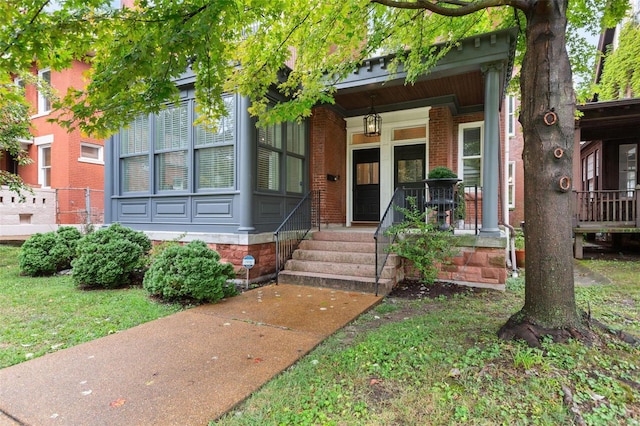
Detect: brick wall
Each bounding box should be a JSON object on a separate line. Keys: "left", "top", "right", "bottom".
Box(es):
{"left": 17, "top": 62, "right": 105, "bottom": 226}
{"left": 310, "top": 106, "right": 347, "bottom": 224}
{"left": 403, "top": 236, "right": 507, "bottom": 290}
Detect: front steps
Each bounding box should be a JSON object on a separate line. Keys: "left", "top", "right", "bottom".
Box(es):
{"left": 276, "top": 229, "right": 402, "bottom": 295}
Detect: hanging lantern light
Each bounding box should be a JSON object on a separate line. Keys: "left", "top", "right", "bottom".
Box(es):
{"left": 363, "top": 95, "right": 381, "bottom": 137}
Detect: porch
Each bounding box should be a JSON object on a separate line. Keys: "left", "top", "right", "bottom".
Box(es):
{"left": 572, "top": 188, "right": 640, "bottom": 258}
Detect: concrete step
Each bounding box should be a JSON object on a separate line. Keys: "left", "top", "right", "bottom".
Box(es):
{"left": 298, "top": 239, "right": 376, "bottom": 253}
{"left": 277, "top": 270, "right": 394, "bottom": 295}
{"left": 284, "top": 259, "right": 397, "bottom": 279}
{"left": 311, "top": 230, "right": 376, "bottom": 243}
{"left": 293, "top": 249, "right": 401, "bottom": 267}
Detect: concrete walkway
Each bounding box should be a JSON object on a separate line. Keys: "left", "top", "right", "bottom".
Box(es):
{"left": 0, "top": 284, "right": 382, "bottom": 426}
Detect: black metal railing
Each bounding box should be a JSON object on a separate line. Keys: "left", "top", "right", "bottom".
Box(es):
{"left": 274, "top": 190, "right": 321, "bottom": 284}
{"left": 373, "top": 188, "right": 404, "bottom": 296}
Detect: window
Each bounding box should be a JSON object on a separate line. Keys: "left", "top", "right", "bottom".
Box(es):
{"left": 37, "top": 69, "right": 51, "bottom": 115}
{"left": 286, "top": 121, "right": 306, "bottom": 193}
{"left": 459, "top": 122, "right": 483, "bottom": 187}
{"left": 39, "top": 145, "right": 52, "bottom": 188}
{"left": 156, "top": 104, "right": 189, "bottom": 191}
{"left": 34, "top": 135, "right": 53, "bottom": 188}
{"left": 257, "top": 123, "right": 282, "bottom": 191}
{"left": 79, "top": 143, "right": 103, "bottom": 164}
{"left": 195, "top": 95, "right": 235, "bottom": 190}
{"left": 257, "top": 118, "right": 307, "bottom": 193}
{"left": 506, "top": 96, "right": 516, "bottom": 137}
{"left": 508, "top": 161, "right": 516, "bottom": 209}
{"left": 120, "top": 115, "right": 150, "bottom": 193}
{"left": 619, "top": 144, "right": 637, "bottom": 197}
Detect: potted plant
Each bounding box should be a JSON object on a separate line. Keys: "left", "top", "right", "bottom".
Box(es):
{"left": 425, "top": 166, "right": 460, "bottom": 230}
{"left": 514, "top": 228, "right": 525, "bottom": 268}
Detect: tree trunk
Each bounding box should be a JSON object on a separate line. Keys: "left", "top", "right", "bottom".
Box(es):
{"left": 498, "top": 0, "right": 587, "bottom": 345}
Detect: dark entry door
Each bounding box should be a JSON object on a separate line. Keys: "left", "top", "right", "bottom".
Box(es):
{"left": 353, "top": 148, "right": 380, "bottom": 222}
{"left": 394, "top": 144, "right": 426, "bottom": 211}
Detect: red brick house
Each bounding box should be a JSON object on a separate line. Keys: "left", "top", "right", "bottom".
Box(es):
{"left": 1, "top": 61, "right": 105, "bottom": 235}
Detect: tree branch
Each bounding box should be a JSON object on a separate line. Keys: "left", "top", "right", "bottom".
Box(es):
{"left": 370, "top": 0, "right": 530, "bottom": 16}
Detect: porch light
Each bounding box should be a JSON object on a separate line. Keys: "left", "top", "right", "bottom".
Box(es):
{"left": 363, "top": 95, "right": 381, "bottom": 137}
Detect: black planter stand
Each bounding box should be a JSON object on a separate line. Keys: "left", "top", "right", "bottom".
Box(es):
{"left": 425, "top": 178, "right": 460, "bottom": 230}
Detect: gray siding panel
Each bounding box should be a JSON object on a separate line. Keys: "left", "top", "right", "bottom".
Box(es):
{"left": 194, "top": 198, "right": 233, "bottom": 217}
{"left": 119, "top": 200, "right": 150, "bottom": 222}
{"left": 153, "top": 199, "right": 189, "bottom": 220}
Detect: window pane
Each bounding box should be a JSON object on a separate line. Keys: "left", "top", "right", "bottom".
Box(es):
{"left": 393, "top": 126, "right": 426, "bottom": 141}
{"left": 122, "top": 156, "right": 149, "bottom": 192}
{"left": 157, "top": 105, "right": 188, "bottom": 150}
{"left": 463, "top": 158, "right": 481, "bottom": 187}
{"left": 397, "top": 159, "right": 423, "bottom": 183}
{"left": 157, "top": 151, "right": 188, "bottom": 190}
{"left": 195, "top": 96, "right": 235, "bottom": 146}
{"left": 356, "top": 162, "right": 379, "bottom": 185}
{"left": 258, "top": 124, "right": 281, "bottom": 149}
{"left": 257, "top": 147, "right": 280, "bottom": 190}
{"left": 81, "top": 144, "right": 100, "bottom": 160}
{"left": 43, "top": 168, "right": 51, "bottom": 187}
{"left": 463, "top": 128, "right": 481, "bottom": 156}
{"left": 198, "top": 146, "right": 234, "bottom": 189}
{"left": 38, "top": 70, "right": 51, "bottom": 113}
{"left": 286, "top": 121, "right": 305, "bottom": 155}
{"left": 286, "top": 156, "right": 303, "bottom": 193}
{"left": 121, "top": 116, "right": 149, "bottom": 155}
{"left": 42, "top": 146, "right": 51, "bottom": 167}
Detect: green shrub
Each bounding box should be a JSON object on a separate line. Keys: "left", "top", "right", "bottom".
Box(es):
{"left": 388, "top": 197, "right": 458, "bottom": 284}
{"left": 19, "top": 226, "right": 82, "bottom": 276}
{"left": 427, "top": 166, "right": 458, "bottom": 179}
{"left": 71, "top": 223, "right": 151, "bottom": 289}
{"left": 143, "top": 240, "right": 237, "bottom": 303}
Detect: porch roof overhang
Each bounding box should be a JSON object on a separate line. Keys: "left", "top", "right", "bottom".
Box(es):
{"left": 577, "top": 98, "right": 640, "bottom": 142}
{"left": 331, "top": 27, "right": 519, "bottom": 117}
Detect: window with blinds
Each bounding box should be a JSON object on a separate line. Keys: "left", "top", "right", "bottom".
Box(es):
{"left": 257, "top": 119, "right": 307, "bottom": 193}
{"left": 120, "top": 115, "right": 150, "bottom": 193}
{"left": 156, "top": 105, "right": 188, "bottom": 191}
{"left": 195, "top": 95, "right": 235, "bottom": 190}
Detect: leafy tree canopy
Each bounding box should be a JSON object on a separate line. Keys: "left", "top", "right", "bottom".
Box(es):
{"left": 0, "top": 0, "right": 627, "bottom": 136}
{"left": 598, "top": 19, "right": 640, "bottom": 100}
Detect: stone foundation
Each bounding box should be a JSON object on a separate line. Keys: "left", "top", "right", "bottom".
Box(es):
{"left": 404, "top": 234, "right": 507, "bottom": 290}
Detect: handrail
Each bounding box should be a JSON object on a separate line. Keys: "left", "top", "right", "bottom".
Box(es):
{"left": 273, "top": 190, "right": 321, "bottom": 284}
{"left": 373, "top": 187, "right": 404, "bottom": 296}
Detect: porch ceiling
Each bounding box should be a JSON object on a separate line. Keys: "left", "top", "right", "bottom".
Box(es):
{"left": 333, "top": 70, "right": 484, "bottom": 116}
{"left": 578, "top": 98, "right": 640, "bottom": 141}
{"left": 329, "top": 27, "right": 518, "bottom": 117}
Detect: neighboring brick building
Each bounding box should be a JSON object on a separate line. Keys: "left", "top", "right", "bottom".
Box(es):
{"left": 1, "top": 61, "right": 105, "bottom": 235}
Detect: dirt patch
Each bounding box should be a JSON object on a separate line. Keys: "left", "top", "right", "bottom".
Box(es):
{"left": 389, "top": 279, "right": 481, "bottom": 300}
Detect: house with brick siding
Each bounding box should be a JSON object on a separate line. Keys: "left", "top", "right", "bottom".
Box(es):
{"left": 103, "top": 28, "right": 518, "bottom": 291}
{"left": 1, "top": 62, "right": 105, "bottom": 236}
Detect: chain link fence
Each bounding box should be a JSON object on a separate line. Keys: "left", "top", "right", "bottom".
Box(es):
{"left": 56, "top": 188, "right": 104, "bottom": 226}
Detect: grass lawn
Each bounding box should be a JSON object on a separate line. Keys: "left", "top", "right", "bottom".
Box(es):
{"left": 1, "top": 243, "right": 638, "bottom": 425}
{"left": 0, "top": 244, "right": 183, "bottom": 369}
{"left": 215, "top": 258, "right": 640, "bottom": 425}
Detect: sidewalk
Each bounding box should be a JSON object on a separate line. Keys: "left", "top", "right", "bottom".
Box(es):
{"left": 0, "top": 284, "right": 382, "bottom": 426}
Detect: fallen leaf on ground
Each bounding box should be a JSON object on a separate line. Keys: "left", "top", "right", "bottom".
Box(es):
{"left": 110, "top": 398, "right": 126, "bottom": 408}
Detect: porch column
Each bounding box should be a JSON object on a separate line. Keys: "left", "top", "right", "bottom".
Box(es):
{"left": 480, "top": 63, "right": 502, "bottom": 236}
{"left": 238, "top": 95, "right": 255, "bottom": 232}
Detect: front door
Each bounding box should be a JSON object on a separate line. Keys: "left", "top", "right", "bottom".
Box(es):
{"left": 353, "top": 148, "right": 380, "bottom": 222}
{"left": 394, "top": 144, "right": 426, "bottom": 211}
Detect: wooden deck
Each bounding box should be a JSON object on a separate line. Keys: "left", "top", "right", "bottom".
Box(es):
{"left": 572, "top": 189, "right": 640, "bottom": 258}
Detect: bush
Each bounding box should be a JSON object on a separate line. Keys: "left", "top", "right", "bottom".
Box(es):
{"left": 388, "top": 197, "right": 458, "bottom": 284}
{"left": 143, "top": 240, "right": 237, "bottom": 303}
{"left": 427, "top": 166, "right": 458, "bottom": 179}
{"left": 71, "top": 223, "right": 151, "bottom": 289}
{"left": 19, "top": 226, "right": 82, "bottom": 276}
